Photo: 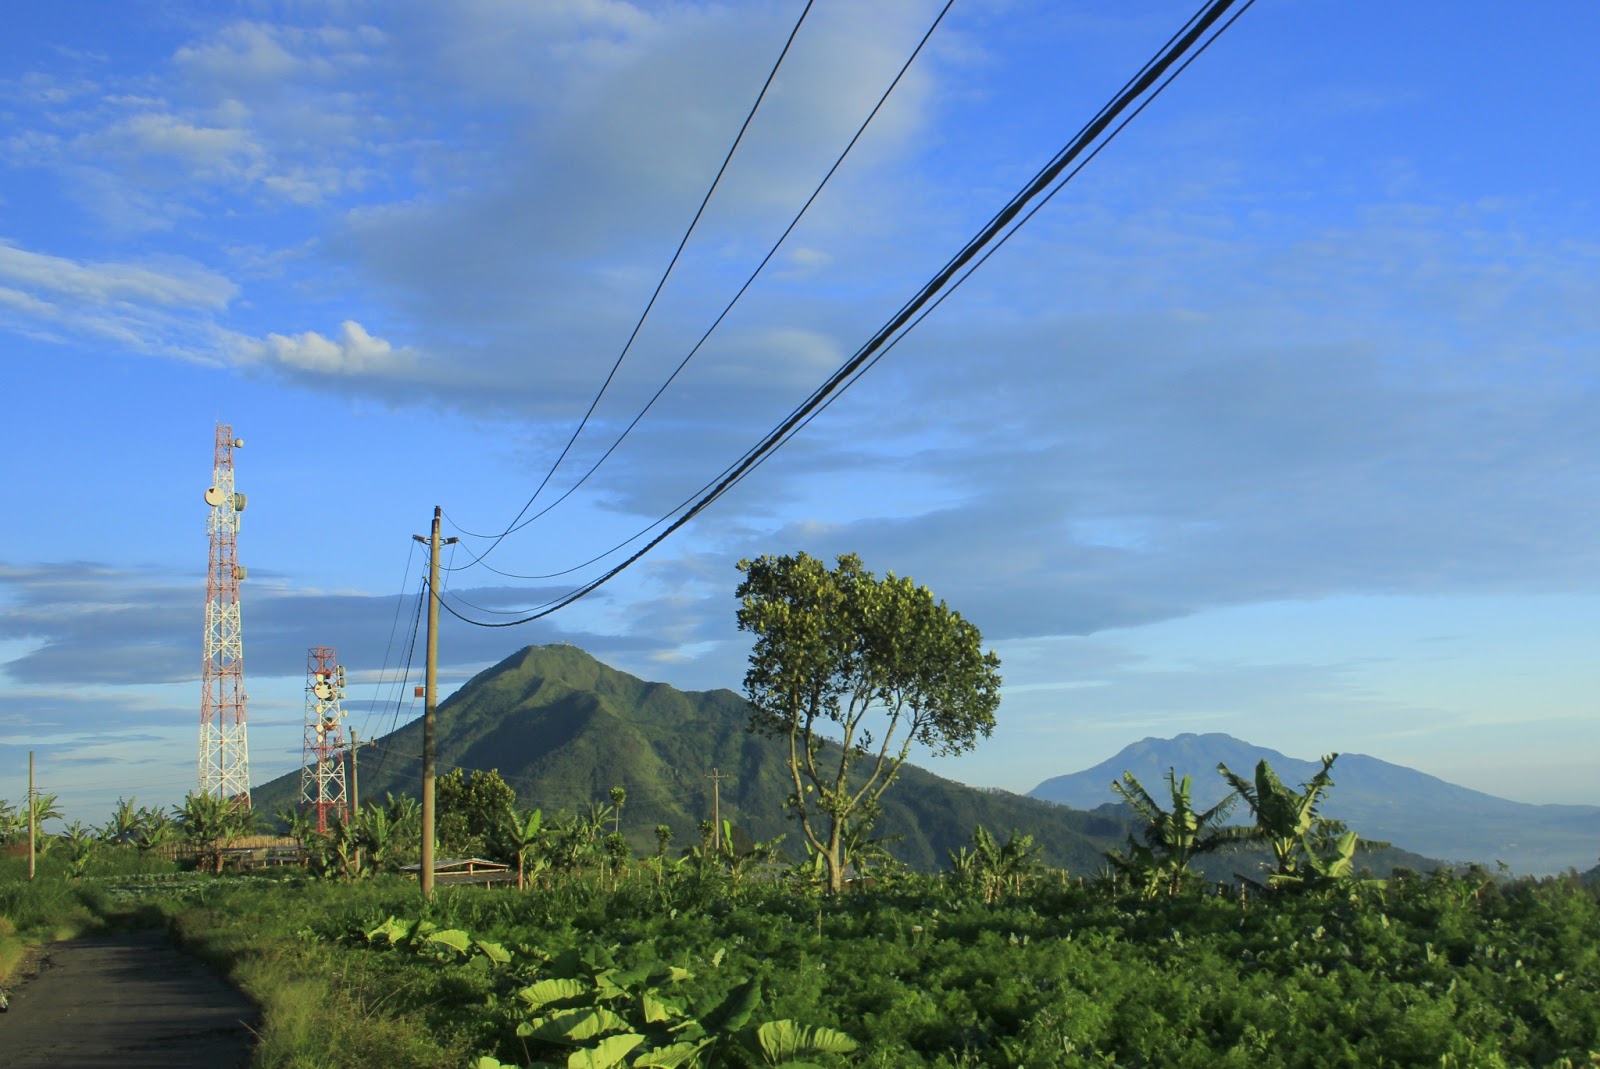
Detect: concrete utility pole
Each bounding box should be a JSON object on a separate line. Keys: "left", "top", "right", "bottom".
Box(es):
{"left": 413, "top": 506, "right": 457, "bottom": 897}
{"left": 706, "top": 767, "right": 727, "bottom": 850}
{"left": 28, "top": 750, "right": 35, "bottom": 881}
{"left": 348, "top": 729, "right": 362, "bottom": 872}
{"left": 348, "top": 730, "right": 362, "bottom": 816}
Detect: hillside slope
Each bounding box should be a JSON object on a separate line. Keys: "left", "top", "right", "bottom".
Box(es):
{"left": 254, "top": 644, "right": 1127, "bottom": 872}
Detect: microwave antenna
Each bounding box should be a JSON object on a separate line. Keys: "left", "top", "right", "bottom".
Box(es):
{"left": 300, "top": 647, "right": 349, "bottom": 833}
{"left": 198, "top": 423, "right": 252, "bottom": 806}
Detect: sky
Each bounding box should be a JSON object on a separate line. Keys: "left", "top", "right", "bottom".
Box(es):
{"left": 3, "top": 0, "right": 1598, "bottom": 829}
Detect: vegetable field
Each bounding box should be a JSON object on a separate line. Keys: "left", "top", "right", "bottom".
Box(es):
{"left": 8, "top": 860, "right": 1593, "bottom": 1068}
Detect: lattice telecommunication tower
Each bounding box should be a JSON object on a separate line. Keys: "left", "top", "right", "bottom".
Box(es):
{"left": 198, "top": 423, "right": 252, "bottom": 805}
{"left": 300, "top": 646, "right": 349, "bottom": 833}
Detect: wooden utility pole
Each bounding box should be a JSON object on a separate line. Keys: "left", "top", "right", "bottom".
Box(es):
{"left": 27, "top": 750, "right": 35, "bottom": 881}
{"left": 413, "top": 506, "right": 457, "bottom": 897}
{"left": 706, "top": 767, "right": 727, "bottom": 850}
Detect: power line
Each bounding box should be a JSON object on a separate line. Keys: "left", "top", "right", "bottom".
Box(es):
{"left": 433, "top": 0, "right": 1253, "bottom": 630}
{"left": 739, "top": 0, "right": 1263, "bottom": 473}
{"left": 367, "top": 574, "right": 426, "bottom": 781}
{"left": 442, "top": 0, "right": 959, "bottom": 582}
{"left": 449, "top": 0, "right": 818, "bottom": 558}
{"left": 356, "top": 540, "right": 419, "bottom": 743}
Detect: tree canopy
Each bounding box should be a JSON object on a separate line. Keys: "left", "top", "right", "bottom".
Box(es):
{"left": 736, "top": 551, "right": 1001, "bottom": 892}
{"left": 435, "top": 768, "right": 516, "bottom": 857}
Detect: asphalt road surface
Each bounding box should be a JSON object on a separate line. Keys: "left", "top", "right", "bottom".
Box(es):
{"left": 0, "top": 929, "right": 258, "bottom": 1068}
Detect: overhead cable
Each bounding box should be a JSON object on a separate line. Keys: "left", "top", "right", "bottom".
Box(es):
{"left": 438, "top": 0, "right": 1252, "bottom": 629}
{"left": 448, "top": 0, "right": 817, "bottom": 557}
{"left": 443, "top": 0, "right": 958, "bottom": 583}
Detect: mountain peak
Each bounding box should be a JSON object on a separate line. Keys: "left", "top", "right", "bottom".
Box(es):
{"left": 1028, "top": 733, "right": 1600, "bottom": 875}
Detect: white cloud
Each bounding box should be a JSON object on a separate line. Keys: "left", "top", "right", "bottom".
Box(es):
{"left": 0, "top": 239, "right": 236, "bottom": 309}
{"left": 172, "top": 21, "right": 386, "bottom": 87}
{"left": 242, "top": 319, "right": 418, "bottom": 376}
{"left": 111, "top": 112, "right": 261, "bottom": 177}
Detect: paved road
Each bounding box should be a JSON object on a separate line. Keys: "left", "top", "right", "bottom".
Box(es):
{"left": 0, "top": 929, "right": 258, "bottom": 1068}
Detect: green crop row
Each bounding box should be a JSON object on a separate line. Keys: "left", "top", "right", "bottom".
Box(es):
{"left": 6, "top": 857, "right": 1599, "bottom": 1067}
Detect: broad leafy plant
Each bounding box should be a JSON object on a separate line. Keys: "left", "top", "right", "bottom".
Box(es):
{"left": 1106, "top": 769, "right": 1241, "bottom": 897}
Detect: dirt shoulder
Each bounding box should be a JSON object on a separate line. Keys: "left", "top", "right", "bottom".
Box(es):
{"left": 0, "top": 929, "right": 259, "bottom": 1069}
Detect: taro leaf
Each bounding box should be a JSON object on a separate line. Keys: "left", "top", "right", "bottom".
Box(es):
{"left": 518, "top": 977, "right": 590, "bottom": 1011}
{"left": 472, "top": 1058, "right": 512, "bottom": 1069}
{"left": 366, "top": 915, "right": 406, "bottom": 944}
{"left": 756, "top": 1020, "right": 859, "bottom": 1061}
{"left": 525, "top": 1007, "right": 631, "bottom": 1043}
{"left": 550, "top": 948, "right": 587, "bottom": 977}
{"left": 667, "top": 966, "right": 694, "bottom": 984}
{"left": 427, "top": 928, "right": 473, "bottom": 955}
{"left": 632, "top": 1041, "right": 709, "bottom": 1068}
{"left": 701, "top": 978, "right": 762, "bottom": 1034}
{"left": 669, "top": 1020, "right": 708, "bottom": 1044}
{"left": 565, "top": 1033, "right": 644, "bottom": 1069}
{"left": 640, "top": 991, "right": 675, "bottom": 1025}
{"left": 578, "top": 945, "right": 619, "bottom": 971}
{"left": 615, "top": 964, "right": 655, "bottom": 989}
{"left": 476, "top": 939, "right": 514, "bottom": 964}
{"left": 593, "top": 970, "right": 627, "bottom": 1000}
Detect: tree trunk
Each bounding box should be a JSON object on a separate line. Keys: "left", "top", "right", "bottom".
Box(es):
{"left": 826, "top": 821, "right": 844, "bottom": 894}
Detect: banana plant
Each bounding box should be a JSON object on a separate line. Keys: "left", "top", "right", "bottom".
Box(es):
{"left": 1106, "top": 769, "right": 1241, "bottom": 897}
{"left": 173, "top": 791, "right": 259, "bottom": 874}
{"left": 99, "top": 796, "right": 147, "bottom": 846}
{"left": 28, "top": 790, "right": 64, "bottom": 846}
{"left": 1218, "top": 754, "right": 1359, "bottom": 889}
{"left": 0, "top": 798, "right": 22, "bottom": 844}
{"left": 355, "top": 803, "right": 402, "bottom": 874}
{"left": 61, "top": 820, "right": 97, "bottom": 878}
{"left": 132, "top": 806, "right": 173, "bottom": 854}
{"left": 500, "top": 803, "right": 545, "bottom": 890}
{"left": 687, "top": 819, "right": 786, "bottom": 893}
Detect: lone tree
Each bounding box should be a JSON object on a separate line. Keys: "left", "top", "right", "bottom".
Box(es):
{"left": 736, "top": 551, "right": 1002, "bottom": 893}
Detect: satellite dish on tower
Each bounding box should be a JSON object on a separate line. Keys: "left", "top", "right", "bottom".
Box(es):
{"left": 205, "top": 486, "right": 224, "bottom": 507}
{"left": 313, "top": 681, "right": 333, "bottom": 701}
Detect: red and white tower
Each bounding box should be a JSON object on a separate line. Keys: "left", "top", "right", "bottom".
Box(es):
{"left": 199, "top": 424, "right": 252, "bottom": 805}
{"left": 300, "top": 646, "right": 349, "bottom": 833}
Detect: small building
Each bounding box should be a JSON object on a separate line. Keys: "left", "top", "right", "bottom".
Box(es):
{"left": 399, "top": 857, "right": 515, "bottom": 886}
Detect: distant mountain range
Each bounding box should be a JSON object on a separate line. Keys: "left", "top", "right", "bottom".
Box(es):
{"left": 252, "top": 647, "right": 1588, "bottom": 877}
{"left": 253, "top": 644, "right": 1129, "bottom": 873}
{"left": 1030, "top": 733, "right": 1600, "bottom": 876}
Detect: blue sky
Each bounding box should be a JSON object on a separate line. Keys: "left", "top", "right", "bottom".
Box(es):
{"left": 3, "top": 0, "right": 1598, "bottom": 828}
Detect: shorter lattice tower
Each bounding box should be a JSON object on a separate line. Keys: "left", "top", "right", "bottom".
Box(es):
{"left": 198, "top": 424, "right": 252, "bottom": 805}
{"left": 300, "top": 647, "right": 349, "bottom": 833}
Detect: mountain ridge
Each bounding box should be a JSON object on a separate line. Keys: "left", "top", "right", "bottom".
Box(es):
{"left": 253, "top": 644, "right": 1130, "bottom": 873}
{"left": 1030, "top": 731, "right": 1599, "bottom": 875}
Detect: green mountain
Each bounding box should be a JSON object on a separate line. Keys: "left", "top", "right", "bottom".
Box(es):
{"left": 253, "top": 644, "right": 1128, "bottom": 872}
{"left": 1030, "top": 732, "right": 1600, "bottom": 876}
